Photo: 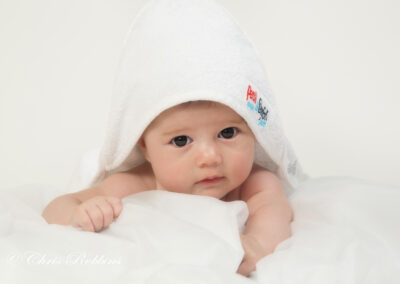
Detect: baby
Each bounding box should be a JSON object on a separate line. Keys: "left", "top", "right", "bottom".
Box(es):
{"left": 42, "top": 0, "right": 303, "bottom": 277}
{"left": 42, "top": 100, "right": 293, "bottom": 277}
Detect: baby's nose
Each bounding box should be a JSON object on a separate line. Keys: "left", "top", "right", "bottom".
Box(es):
{"left": 196, "top": 144, "right": 222, "bottom": 168}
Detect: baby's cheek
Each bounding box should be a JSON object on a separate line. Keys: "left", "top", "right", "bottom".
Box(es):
{"left": 155, "top": 163, "right": 188, "bottom": 192}
{"left": 232, "top": 151, "right": 254, "bottom": 184}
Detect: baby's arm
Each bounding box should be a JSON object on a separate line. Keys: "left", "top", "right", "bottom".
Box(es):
{"left": 237, "top": 170, "right": 293, "bottom": 276}
{"left": 42, "top": 171, "right": 147, "bottom": 231}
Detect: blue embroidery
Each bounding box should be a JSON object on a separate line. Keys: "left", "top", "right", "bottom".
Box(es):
{"left": 245, "top": 85, "right": 268, "bottom": 128}
{"left": 258, "top": 120, "right": 266, "bottom": 127}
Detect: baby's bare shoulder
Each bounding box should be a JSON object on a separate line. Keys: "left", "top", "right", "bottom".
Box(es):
{"left": 67, "top": 163, "right": 154, "bottom": 203}
{"left": 239, "top": 166, "right": 283, "bottom": 202}
{"left": 101, "top": 162, "right": 155, "bottom": 198}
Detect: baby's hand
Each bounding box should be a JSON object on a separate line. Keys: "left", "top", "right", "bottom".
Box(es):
{"left": 237, "top": 234, "right": 266, "bottom": 277}
{"left": 70, "top": 196, "right": 123, "bottom": 232}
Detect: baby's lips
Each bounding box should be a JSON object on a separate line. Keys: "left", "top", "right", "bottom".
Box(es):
{"left": 196, "top": 176, "right": 224, "bottom": 184}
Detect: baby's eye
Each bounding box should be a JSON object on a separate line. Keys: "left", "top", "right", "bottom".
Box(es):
{"left": 218, "top": 127, "right": 238, "bottom": 139}
{"left": 171, "top": 135, "right": 192, "bottom": 147}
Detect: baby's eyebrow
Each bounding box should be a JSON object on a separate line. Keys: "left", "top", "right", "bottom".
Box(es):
{"left": 162, "top": 127, "right": 191, "bottom": 136}
{"left": 227, "top": 118, "right": 245, "bottom": 124}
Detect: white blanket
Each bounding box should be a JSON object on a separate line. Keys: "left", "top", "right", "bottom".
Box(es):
{"left": 1, "top": 176, "right": 399, "bottom": 283}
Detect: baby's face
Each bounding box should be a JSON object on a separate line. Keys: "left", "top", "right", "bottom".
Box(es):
{"left": 138, "top": 101, "right": 255, "bottom": 199}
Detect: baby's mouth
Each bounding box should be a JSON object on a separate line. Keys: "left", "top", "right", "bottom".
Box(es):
{"left": 197, "top": 177, "right": 224, "bottom": 184}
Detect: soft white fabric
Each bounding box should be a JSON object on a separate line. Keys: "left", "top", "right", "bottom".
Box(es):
{"left": 81, "top": 0, "right": 307, "bottom": 195}
{"left": 67, "top": 146, "right": 101, "bottom": 192}
{"left": 0, "top": 186, "right": 253, "bottom": 283}
{"left": 254, "top": 177, "right": 400, "bottom": 283}
{"left": 1, "top": 177, "right": 399, "bottom": 283}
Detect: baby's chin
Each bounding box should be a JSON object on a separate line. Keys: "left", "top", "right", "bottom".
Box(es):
{"left": 155, "top": 181, "right": 234, "bottom": 200}
{"left": 193, "top": 187, "right": 235, "bottom": 200}
{"left": 165, "top": 188, "right": 226, "bottom": 199}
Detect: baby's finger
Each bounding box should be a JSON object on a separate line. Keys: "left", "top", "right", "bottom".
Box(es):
{"left": 86, "top": 204, "right": 104, "bottom": 232}
{"left": 105, "top": 196, "right": 123, "bottom": 218}
{"left": 237, "top": 259, "right": 253, "bottom": 277}
{"left": 73, "top": 208, "right": 95, "bottom": 232}
{"left": 95, "top": 199, "right": 114, "bottom": 228}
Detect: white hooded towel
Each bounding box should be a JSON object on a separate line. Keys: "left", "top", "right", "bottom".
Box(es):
{"left": 71, "top": 0, "right": 308, "bottom": 195}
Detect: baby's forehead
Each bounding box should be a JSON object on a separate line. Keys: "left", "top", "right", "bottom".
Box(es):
{"left": 161, "top": 101, "right": 242, "bottom": 119}
{"left": 147, "top": 100, "right": 245, "bottom": 130}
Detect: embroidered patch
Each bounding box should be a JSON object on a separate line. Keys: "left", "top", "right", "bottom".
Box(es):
{"left": 287, "top": 160, "right": 297, "bottom": 175}
{"left": 246, "top": 85, "right": 268, "bottom": 127}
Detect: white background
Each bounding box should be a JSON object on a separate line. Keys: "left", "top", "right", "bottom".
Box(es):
{"left": 1, "top": 0, "right": 399, "bottom": 191}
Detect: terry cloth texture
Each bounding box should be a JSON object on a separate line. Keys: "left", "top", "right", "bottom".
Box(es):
{"left": 87, "top": 0, "right": 308, "bottom": 195}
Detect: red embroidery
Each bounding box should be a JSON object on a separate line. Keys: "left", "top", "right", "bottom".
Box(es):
{"left": 246, "top": 85, "right": 257, "bottom": 103}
